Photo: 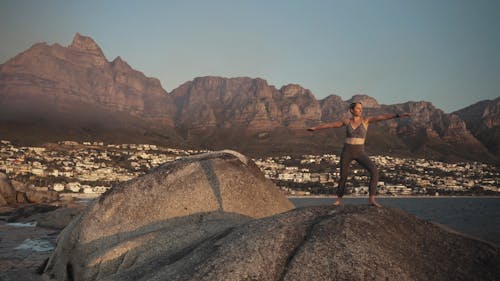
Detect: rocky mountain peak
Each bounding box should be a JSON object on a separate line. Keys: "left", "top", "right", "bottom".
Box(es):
{"left": 280, "top": 84, "right": 313, "bottom": 98}
{"left": 483, "top": 98, "right": 500, "bottom": 128}
{"left": 190, "top": 76, "right": 269, "bottom": 90}
{"left": 69, "top": 33, "right": 102, "bottom": 52}
{"left": 348, "top": 94, "right": 380, "bottom": 108}
{"left": 192, "top": 76, "right": 227, "bottom": 89}
{"left": 0, "top": 33, "right": 176, "bottom": 131}
{"left": 454, "top": 97, "right": 500, "bottom": 156}
{"left": 111, "top": 56, "right": 131, "bottom": 71}
{"left": 68, "top": 33, "right": 106, "bottom": 65}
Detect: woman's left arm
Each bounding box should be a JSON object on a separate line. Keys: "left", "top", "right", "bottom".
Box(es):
{"left": 366, "top": 113, "right": 410, "bottom": 123}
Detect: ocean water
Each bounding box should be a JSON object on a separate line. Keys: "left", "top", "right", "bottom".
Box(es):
{"left": 289, "top": 197, "right": 500, "bottom": 245}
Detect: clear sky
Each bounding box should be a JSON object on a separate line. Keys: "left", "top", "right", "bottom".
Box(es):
{"left": 1, "top": 0, "right": 499, "bottom": 113}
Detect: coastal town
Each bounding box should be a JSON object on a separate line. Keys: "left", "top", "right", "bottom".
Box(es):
{"left": 255, "top": 154, "right": 499, "bottom": 196}
{"left": 0, "top": 140, "right": 498, "bottom": 198}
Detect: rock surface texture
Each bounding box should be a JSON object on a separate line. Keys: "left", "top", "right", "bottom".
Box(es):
{"left": 171, "top": 77, "right": 320, "bottom": 131}
{"left": 42, "top": 151, "right": 499, "bottom": 281}
{"left": 455, "top": 97, "right": 500, "bottom": 156}
{"left": 42, "top": 150, "right": 294, "bottom": 281}
{"left": 0, "top": 172, "right": 59, "bottom": 206}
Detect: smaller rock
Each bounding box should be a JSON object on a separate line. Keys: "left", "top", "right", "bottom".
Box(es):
{"left": 348, "top": 94, "right": 381, "bottom": 108}
{"left": 25, "top": 190, "right": 59, "bottom": 204}
{"left": 31, "top": 205, "right": 85, "bottom": 229}
{"left": 0, "top": 194, "right": 7, "bottom": 206}
{"left": 16, "top": 191, "right": 28, "bottom": 203}
{"left": 7, "top": 205, "right": 59, "bottom": 223}
{"left": 0, "top": 172, "right": 16, "bottom": 204}
{"left": 11, "top": 180, "right": 28, "bottom": 192}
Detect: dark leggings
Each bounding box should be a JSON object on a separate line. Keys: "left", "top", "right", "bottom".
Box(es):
{"left": 337, "top": 144, "right": 379, "bottom": 197}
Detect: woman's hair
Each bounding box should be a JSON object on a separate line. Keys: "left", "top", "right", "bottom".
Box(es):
{"left": 349, "top": 102, "right": 362, "bottom": 110}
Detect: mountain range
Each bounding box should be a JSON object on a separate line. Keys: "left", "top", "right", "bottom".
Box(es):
{"left": 0, "top": 33, "right": 498, "bottom": 163}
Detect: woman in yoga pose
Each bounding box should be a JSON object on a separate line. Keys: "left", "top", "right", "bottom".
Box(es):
{"left": 307, "top": 102, "right": 410, "bottom": 207}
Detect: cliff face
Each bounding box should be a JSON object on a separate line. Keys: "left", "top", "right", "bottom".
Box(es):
{"left": 348, "top": 94, "right": 381, "bottom": 108}
{"left": 454, "top": 98, "right": 500, "bottom": 155}
{"left": 171, "top": 76, "right": 320, "bottom": 131}
{"left": 319, "top": 94, "right": 348, "bottom": 122}
{"left": 356, "top": 101, "right": 492, "bottom": 161}
{"left": 171, "top": 77, "right": 492, "bottom": 160}
{"left": 0, "top": 33, "right": 174, "bottom": 126}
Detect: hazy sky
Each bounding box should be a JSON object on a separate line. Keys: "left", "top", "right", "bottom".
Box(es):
{"left": 1, "top": 0, "right": 499, "bottom": 113}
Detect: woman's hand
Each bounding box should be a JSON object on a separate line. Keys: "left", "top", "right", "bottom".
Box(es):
{"left": 397, "top": 113, "right": 411, "bottom": 118}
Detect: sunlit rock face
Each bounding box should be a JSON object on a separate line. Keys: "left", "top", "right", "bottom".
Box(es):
{"left": 454, "top": 97, "right": 500, "bottom": 155}
{"left": 44, "top": 200, "right": 499, "bottom": 281}
{"left": 42, "top": 150, "right": 293, "bottom": 281}
{"left": 171, "top": 76, "right": 321, "bottom": 131}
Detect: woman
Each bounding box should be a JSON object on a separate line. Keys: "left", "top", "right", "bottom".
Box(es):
{"left": 307, "top": 102, "right": 410, "bottom": 207}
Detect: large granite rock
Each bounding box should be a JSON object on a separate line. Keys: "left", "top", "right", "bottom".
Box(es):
{"left": 44, "top": 201, "right": 499, "bottom": 281}
{"left": 42, "top": 150, "right": 499, "bottom": 281}
{"left": 153, "top": 205, "right": 497, "bottom": 281}
{"left": 43, "top": 150, "right": 294, "bottom": 281}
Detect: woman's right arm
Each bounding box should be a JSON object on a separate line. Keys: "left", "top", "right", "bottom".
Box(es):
{"left": 307, "top": 120, "right": 346, "bottom": 131}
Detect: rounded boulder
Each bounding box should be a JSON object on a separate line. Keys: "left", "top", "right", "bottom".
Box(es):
{"left": 43, "top": 150, "right": 293, "bottom": 281}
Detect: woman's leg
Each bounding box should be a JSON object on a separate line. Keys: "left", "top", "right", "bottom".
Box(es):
{"left": 356, "top": 153, "right": 381, "bottom": 207}
{"left": 336, "top": 147, "right": 352, "bottom": 201}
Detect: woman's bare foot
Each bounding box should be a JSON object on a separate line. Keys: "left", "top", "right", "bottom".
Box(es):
{"left": 334, "top": 198, "right": 342, "bottom": 206}
{"left": 369, "top": 195, "right": 382, "bottom": 208}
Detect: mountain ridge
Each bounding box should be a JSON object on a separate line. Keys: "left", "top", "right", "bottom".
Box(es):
{"left": 0, "top": 34, "right": 498, "bottom": 163}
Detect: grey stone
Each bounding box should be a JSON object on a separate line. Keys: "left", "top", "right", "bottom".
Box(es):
{"left": 11, "top": 180, "right": 28, "bottom": 192}
{"left": 17, "top": 205, "right": 85, "bottom": 229}
{"left": 25, "top": 190, "right": 59, "bottom": 204}
{"left": 73, "top": 205, "right": 498, "bottom": 281}
{"left": 43, "top": 150, "right": 294, "bottom": 281}
{"left": 42, "top": 150, "right": 498, "bottom": 281}
{"left": 7, "top": 204, "right": 59, "bottom": 222}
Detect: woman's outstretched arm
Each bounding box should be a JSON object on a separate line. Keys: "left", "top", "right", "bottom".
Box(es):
{"left": 366, "top": 113, "right": 410, "bottom": 123}
{"left": 307, "top": 120, "right": 346, "bottom": 131}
